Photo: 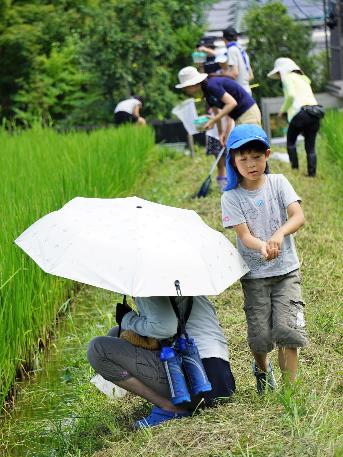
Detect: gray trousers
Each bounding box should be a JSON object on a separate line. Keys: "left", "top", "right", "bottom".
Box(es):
{"left": 87, "top": 327, "right": 170, "bottom": 398}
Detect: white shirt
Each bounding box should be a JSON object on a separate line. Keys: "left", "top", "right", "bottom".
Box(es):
{"left": 227, "top": 44, "right": 252, "bottom": 95}
{"left": 114, "top": 98, "right": 141, "bottom": 114}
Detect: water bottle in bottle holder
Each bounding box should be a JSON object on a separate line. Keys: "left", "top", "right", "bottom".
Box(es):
{"left": 177, "top": 337, "right": 212, "bottom": 396}
{"left": 160, "top": 346, "right": 191, "bottom": 405}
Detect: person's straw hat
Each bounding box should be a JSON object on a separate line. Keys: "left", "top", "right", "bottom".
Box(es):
{"left": 175, "top": 66, "right": 208, "bottom": 89}
{"left": 267, "top": 57, "right": 302, "bottom": 79}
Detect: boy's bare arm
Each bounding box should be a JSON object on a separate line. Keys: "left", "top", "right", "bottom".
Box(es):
{"left": 266, "top": 202, "right": 305, "bottom": 257}
{"left": 234, "top": 223, "right": 268, "bottom": 258}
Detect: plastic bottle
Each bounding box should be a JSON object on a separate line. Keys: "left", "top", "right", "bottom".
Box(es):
{"left": 177, "top": 337, "right": 212, "bottom": 395}
{"left": 160, "top": 346, "right": 191, "bottom": 405}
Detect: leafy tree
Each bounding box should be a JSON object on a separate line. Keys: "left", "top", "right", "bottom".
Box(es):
{"left": 13, "top": 38, "right": 96, "bottom": 126}
{"left": 0, "top": 0, "right": 95, "bottom": 120}
{"left": 244, "top": 1, "right": 325, "bottom": 102}
{"left": 1, "top": 0, "right": 212, "bottom": 125}
{"left": 80, "top": 0, "right": 211, "bottom": 122}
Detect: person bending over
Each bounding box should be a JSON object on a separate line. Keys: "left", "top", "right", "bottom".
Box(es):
{"left": 114, "top": 96, "right": 146, "bottom": 126}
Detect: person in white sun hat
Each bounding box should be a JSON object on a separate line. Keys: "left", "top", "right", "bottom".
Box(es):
{"left": 268, "top": 57, "right": 324, "bottom": 177}
{"left": 176, "top": 66, "right": 261, "bottom": 190}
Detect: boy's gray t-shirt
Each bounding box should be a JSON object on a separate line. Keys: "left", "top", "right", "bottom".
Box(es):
{"left": 221, "top": 174, "right": 301, "bottom": 279}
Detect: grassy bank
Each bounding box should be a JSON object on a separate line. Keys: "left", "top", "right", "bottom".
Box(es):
{"left": 0, "top": 125, "right": 155, "bottom": 408}
{"left": 321, "top": 110, "right": 343, "bottom": 171}
{"left": 1, "top": 132, "right": 342, "bottom": 456}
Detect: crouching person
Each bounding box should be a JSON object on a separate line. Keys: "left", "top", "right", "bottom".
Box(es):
{"left": 87, "top": 295, "right": 235, "bottom": 428}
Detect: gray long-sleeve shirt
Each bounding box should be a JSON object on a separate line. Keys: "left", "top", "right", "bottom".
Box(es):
{"left": 121, "top": 296, "right": 229, "bottom": 361}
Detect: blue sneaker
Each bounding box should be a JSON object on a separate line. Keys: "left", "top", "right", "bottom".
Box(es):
{"left": 252, "top": 360, "right": 277, "bottom": 395}
{"left": 134, "top": 406, "right": 191, "bottom": 429}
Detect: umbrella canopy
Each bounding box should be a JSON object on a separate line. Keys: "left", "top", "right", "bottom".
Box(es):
{"left": 15, "top": 196, "right": 249, "bottom": 296}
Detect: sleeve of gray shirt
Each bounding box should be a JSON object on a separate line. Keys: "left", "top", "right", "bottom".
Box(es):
{"left": 278, "top": 174, "right": 301, "bottom": 207}
{"left": 120, "top": 297, "right": 178, "bottom": 339}
{"left": 221, "top": 190, "right": 246, "bottom": 228}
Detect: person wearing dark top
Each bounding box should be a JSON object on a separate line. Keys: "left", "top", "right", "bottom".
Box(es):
{"left": 176, "top": 66, "right": 261, "bottom": 146}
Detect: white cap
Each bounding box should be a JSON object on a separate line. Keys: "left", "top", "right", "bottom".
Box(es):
{"left": 175, "top": 66, "right": 208, "bottom": 89}
{"left": 267, "top": 57, "right": 302, "bottom": 79}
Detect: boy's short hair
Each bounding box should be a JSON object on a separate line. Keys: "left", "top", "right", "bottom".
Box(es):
{"left": 230, "top": 140, "right": 269, "bottom": 157}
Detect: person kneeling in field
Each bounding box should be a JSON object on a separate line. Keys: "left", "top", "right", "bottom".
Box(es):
{"left": 221, "top": 124, "right": 308, "bottom": 395}
{"left": 87, "top": 295, "right": 235, "bottom": 428}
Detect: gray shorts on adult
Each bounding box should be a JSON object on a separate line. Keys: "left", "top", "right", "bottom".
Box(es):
{"left": 241, "top": 269, "right": 308, "bottom": 353}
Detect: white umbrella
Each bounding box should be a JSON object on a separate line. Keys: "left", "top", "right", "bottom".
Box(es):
{"left": 15, "top": 196, "right": 249, "bottom": 296}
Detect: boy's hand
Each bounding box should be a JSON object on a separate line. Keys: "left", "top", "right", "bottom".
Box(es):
{"left": 260, "top": 241, "right": 269, "bottom": 259}
{"left": 265, "top": 231, "right": 284, "bottom": 260}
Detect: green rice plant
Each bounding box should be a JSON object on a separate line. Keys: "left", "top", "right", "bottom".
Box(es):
{"left": 321, "top": 110, "right": 343, "bottom": 170}
{"left": 0, "top": 124, "right": 155, "bottom": 408}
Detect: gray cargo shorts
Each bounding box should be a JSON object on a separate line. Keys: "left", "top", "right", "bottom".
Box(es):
{"left": 241, "top": 269, "right": 308, "bottom": 353}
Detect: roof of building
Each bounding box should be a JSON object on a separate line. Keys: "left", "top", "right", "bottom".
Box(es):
{"left": 205, "top": 0, "right": 324, "bottom": 34}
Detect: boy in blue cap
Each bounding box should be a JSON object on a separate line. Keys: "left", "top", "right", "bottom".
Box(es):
{"left": 221, "top": 124, "right": 308, "bottom": 394}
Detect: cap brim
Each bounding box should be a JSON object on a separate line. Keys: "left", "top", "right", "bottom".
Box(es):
{"left": 267, "top": 68, "right": 280, "bottom": 79}
{"left": 228, "top": 136, "right": 270, "bottom": 151}
{"left": 175, "top": 73, "right": 208, "bottom": 89}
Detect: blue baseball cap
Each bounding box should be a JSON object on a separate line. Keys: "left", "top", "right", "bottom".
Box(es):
{"left": 224, "top": 125, "right": 270, "bottom": 192}
{"left": 226, "top": 124, "right": 270, "bottom": 152}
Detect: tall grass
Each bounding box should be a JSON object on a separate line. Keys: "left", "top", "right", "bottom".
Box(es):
{"left": 321, "top": 109, "right": 343, "bottom": 170}
{"left": 0, "top": 124, "right": 155, "bottom": 408}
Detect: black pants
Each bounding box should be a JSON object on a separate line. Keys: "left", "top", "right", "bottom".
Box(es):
{"left": 287, "top": 109, "right": 320, "bottom": 176}
{"left": 114, "top": 111, "right": 138, "bottom": 125}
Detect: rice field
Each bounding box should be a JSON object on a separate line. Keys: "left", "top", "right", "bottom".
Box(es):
{"left": 0, "top": 124, "right": 155, "bottom": 408}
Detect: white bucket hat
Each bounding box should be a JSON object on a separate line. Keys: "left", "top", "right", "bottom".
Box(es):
{"left": 267, "top": 57, "right": 302, "bottom": 79}
{"left": 175, "top": 66, "right": 208, "bottom": 89}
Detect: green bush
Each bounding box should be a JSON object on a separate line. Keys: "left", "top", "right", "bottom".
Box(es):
{"left": 244, "top": 1, "right": 328, "bottom": 103}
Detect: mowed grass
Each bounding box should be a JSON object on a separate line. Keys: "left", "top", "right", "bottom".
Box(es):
{"left": 1, "top": 134, "right": 342, "bottom": 456}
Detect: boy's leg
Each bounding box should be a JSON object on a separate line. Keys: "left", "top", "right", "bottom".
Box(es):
{"left": 241, "top": 278, "right": 273, "bottom": 355}
{"left": 271, "top": 270, "right": 307, "bottom": 383}
{"left": 278, "top": 347, "right": 297, "bottom": 383}
{"left": 241, "top": 278, "right": 276, "bottom": 393}
{"left": 252, "top": 351, "right": 269, "bottom": 372}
